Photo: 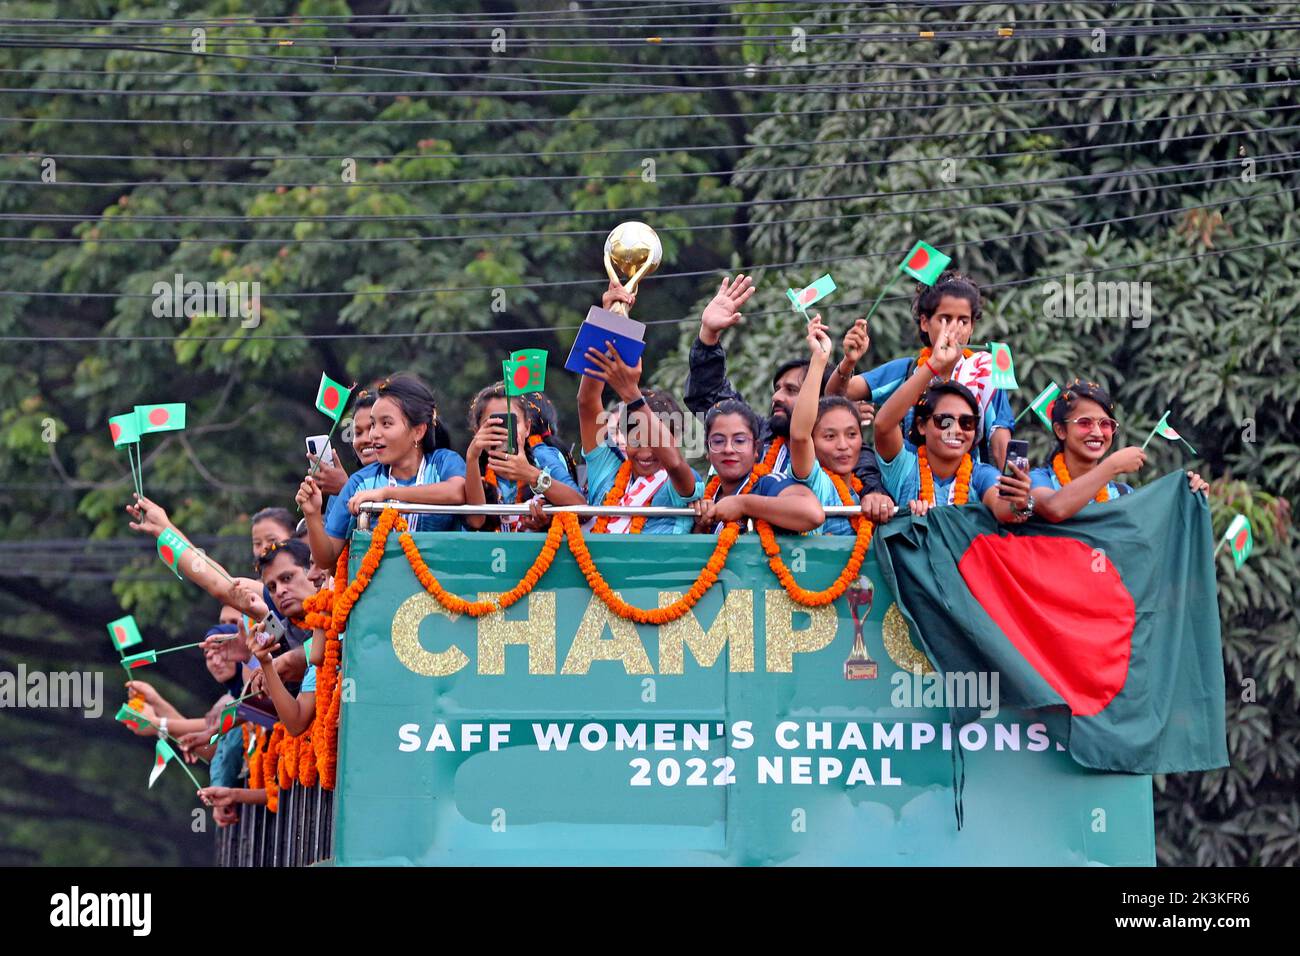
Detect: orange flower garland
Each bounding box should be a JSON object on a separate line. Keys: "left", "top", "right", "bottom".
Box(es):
{"left": 322, "top": 678, "right": 342, "bottom": 791}
{"left": 761, "top": 436, "right": 785, "bottom": 470}
{"left": 247, "top": 727, "right": 264, "bottom": 790}
{"left": 827, "top": 471, "right": 865, "bottom": 531}
{"left": 1053, "top": 452, "right": 1109, "bottom": 503}
{"left": 263, "top": 723, "right": 283, "bottom": 812}
{"left": 755, "top": 516, "right": 874, "bottom": 607}
{"left": 916, "top": 346, "right": 974, "bottom": 373}
{"left": 561, "top": 513, "right": 741, "bottom": 625}
{"left": 593, "top": 461, "right": 647, "bottom": 535}
{"left": 279, "top": 729, "right": 295, "bottom": 790}
{"left": 917, "top": 447, "right": 972, "bottom": 505}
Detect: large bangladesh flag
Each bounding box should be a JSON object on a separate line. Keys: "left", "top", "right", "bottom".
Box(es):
{"left": 874, "top": 471, "right": 1227, "bottom": 774}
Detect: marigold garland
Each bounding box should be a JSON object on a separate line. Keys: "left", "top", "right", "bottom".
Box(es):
{"left": 322, "top": 679, "right": 342, "bottom": 791}
{"left": 916, "top": 346, "right": 974, "bottom": 373}
{"left": 247, "top": 727, "right": 264, "bottom": 790}
{"left": 399, "top": 513, "right": 565, "bottom": 616}
{"left": 279, "top": 730, "right": 295, "bottom": 790}
{"left": 917, "top": 447, "right": 972, "bottom": 505}
{"left": 761, "top": 436, "right": 785, "bottom": 470}
{"left": 560, "top": 513, "right": 740, "bottom": 625}
{"left": 263, "top": 723, "right": 283, "bottom": 812}
{"left": 755, "top": 516, "right": 874, "bottom": 607}
{"left": 1053, "top": 452, "right": 1109, "bottom": 503}
{"left": 827, "top": 471, "right": 865, "bottom": 531}
{"left": 592, "top": 460, "right": 647, "bottom": 535}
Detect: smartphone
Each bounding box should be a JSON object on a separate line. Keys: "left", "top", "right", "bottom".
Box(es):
{"left": 489, "top": 412, "right": 518, "bottom": 455}
{"left": 999, "top": 439, "right": 1031, "bottom": 497}
{"left": 305, "top": 435, "right": 336, "bottom": 467}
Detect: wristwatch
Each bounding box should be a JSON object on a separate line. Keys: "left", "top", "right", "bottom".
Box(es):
{"left": 531, "top": 470, "right": 553, "bottom": 496}
{"left": 1015, "top": 494, "right": 1036, "bottom": 519}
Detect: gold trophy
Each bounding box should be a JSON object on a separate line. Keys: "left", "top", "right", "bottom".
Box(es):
{"left": 602, "top": 221, "right": 662, "bottom": 316}
{"left": 844, "top": 576, "right": 879, "bottom": 680}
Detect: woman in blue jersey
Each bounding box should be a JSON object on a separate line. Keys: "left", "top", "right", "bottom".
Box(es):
{"left": 463, "top": 386, "right": 584, "bottom": 531}
{"left": 578, "top": 339, "right": 703, "bottom": 535}
{"left": 789, "top": 315, "right": 897, "bottom": 533}
{"left": 690, "top": 399, "right": 824, "bottom": 535}
{"left": 873, "top": 323, "right": 1031, "bottom": 521}
{"left": 1029, "top": 379, "right": 1209, "bottom": 521}
{"left": 298, "top": 373, "right": 467, "bottom": 569}
{"left": 827, "top": 271, "right": 1014, "bottom": 468}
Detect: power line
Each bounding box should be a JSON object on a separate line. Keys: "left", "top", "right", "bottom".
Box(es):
{"left": 7, "top": 154, "right": 1289, "bottom": 250}
{"left": 6, "top": 183, "right": 1294, "bottom": 342}
{"left": 6, "top": 100, "right": 1294, "bottom": 168}
{"left": 4, "top": 114, "right": 1291, "bottom": 196}
{"left": 6, "top": 148, "right": 1290, "bottom": 235}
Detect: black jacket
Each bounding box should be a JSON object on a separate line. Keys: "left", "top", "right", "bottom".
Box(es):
{"left": 685, "top": 337, "right": 890, "bottom": 497}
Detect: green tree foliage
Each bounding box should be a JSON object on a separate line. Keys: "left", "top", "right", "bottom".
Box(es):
{"left": 666, "top": 1, "right": 1298, "bottom": 865}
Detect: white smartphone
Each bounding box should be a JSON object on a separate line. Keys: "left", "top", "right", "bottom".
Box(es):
{"left": 305, "top": 435, "right": 336, "bottom": 467}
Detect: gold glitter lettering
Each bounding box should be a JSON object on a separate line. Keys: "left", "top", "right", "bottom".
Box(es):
{"left": 881, "top": 602, "right": 935, "bottom": 675}
{"left": 560, "top": 592, "right": 653, "bottom": 675}
{"left": 475, "top": 591, "right": 557, "bottom": 675}
{"left": 764, "top": 590, "right": 837, "bottom": 673}
{"left": 391, "top": 592, "right": 469, "bottom": 677}
{"left": 657, "top": 590, "right": 755, "bottom": 674}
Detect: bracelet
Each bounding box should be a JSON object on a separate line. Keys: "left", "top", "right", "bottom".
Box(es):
{"left": 624, "top": 395, "right": 647, "bottom": 413}
{"left": 923, "top": 360, "right": 938, "bottom": 378}
{"left": 837, "top": 361, "right": 856, "bottom": 379}
{"left": 159, "top": 716, "right": 168, "bottom": 739}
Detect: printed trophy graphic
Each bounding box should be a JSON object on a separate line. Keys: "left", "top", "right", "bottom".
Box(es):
{"left": 844, "top": 575, "right": 878, "bottom": 680}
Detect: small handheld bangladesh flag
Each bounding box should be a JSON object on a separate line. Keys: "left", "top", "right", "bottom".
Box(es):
{"left": 1222, "top": 514, "right": 1253, "bottom": 569}
{"left": 786, "top": 274, "right": 837, "bottom": 317}
{"left": 120, "top": 650, "right": 157, "bottom": 672}
{"left": 1141, "top": 410, "right": 1197, "bottom": 455}
{"left": 315, "top": 372, "right": 351, "bottom": 423}
{"left": 108, "top": 413, "right": 140, "bottom": 447}
{"left": 115, "top": 703, "right": 150, "bottom": 732}
{"left": 134, "top": 403, "right": 186, "bottom": 435}
{"left": 157, "top": 528, "right": 190, "bottom": 579}
{"left": 107, "top": 614, "right": 143, "bottom": 653}
{"left": 209, "top": 702, "right": 239, "bottom": 745}
{"left": 987, "top": 342, "right": 1019, "bottom": 390}
{"left": 503, "top": 349, "right": 548, "bottom": 396}
{"left": 898, "top": 241, "right": 952, "bottom": 285}
{"left": 1027, "top": 382, "right": 1061, "bottom": 429}
{"left": 148, "top": 738, "right": 176, "bottom": 788}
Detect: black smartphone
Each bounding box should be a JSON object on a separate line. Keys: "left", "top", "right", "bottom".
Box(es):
{"left": 489, "top": 412, "right": 517, "bottom": 455}
{"left": 999, "top": 439, "right": 1030, "bottom": 496}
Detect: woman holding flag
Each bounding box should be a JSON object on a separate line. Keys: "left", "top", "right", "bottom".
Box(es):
{"left": 873, "top": 322, "right": 1030, "bottom": 521}
{"left": 1028, "top": 380, "right": 1210, "bottom": 522}
{"left": 828, "top": 271, "right": 1014, "bottom": 469}
{"left": 299, "top": 374, "right": 466, "bottom": 570}
{"left": 463, "top": 386, "right": 583, "bottom": 532}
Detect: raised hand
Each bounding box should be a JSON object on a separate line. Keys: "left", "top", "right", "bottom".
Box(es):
{"left": 295, "top": 476, "right": 323, "bottom": 517}
{"left": 806, "top": 314, "right": 832, "bottom": 357}
{"left": 699, "top": 274, "right": 756, "bottom": 345}
{"left": 601, "top": 279, "right": 636, "bottom": 314}
{"left": 583, "top": 343, "right": 643, "bottom": 402}
{"left": 125, "top": 493, "right": 170, "bottom": 537}
{"left": 929, "top": 323, "right": 962, "bottom": 378}
{"left": 1186, "top": 471, "right": 1209, "bottom": 494}
{"left": 841, "top": 318, "right": 870, "bottom": 366}
{"left": 1107, "top": 446, "right": 1147, "bottom": 478}
{"left": 308, "top": 453, "right": 349, "bottom": 496}
{"left": 469, "top": 418, "right": 510, "bottom": 458}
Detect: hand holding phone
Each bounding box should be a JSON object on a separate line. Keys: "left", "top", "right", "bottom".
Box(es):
{"left": 306, "top": 435, "right": 336, "bottom": 467}
{"left": 489, "top": 412, "right": 518, "bottom": 455}
{"left": 999, "top": 439, "right": 1030, "bottom": 498}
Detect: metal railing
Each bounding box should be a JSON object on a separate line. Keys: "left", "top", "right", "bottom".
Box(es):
{"left": 355, "top": 501, "right": 889, "bottom": 529}
{"left": 214, "top": 784, "right": 335, "bottom": 867}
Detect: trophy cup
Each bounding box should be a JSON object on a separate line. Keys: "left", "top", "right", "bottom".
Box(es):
{"left": 844, "top": 575, "right": 879, "bottom": 680}
{"left": 565, "top": 221, "right": 660, "bottom": 375}
{"left": 602, "top": 220, "right": 662, "bottom": 316}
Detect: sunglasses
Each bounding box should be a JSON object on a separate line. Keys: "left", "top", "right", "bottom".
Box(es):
{"left": 1064, "top": 416, "right": 1120, "bottom": 434}
{"left": 931, "top": 412, "right": 978, "bottom": 433}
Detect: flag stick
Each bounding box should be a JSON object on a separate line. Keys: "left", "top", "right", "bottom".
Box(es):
{"left": 1214, "top": 537, "right": 1228, "bottom": 557}
{"left": 154, "top": 634, "right": 239, "bottom": 656}
{"left": 128, "top": 442, "right": 143, "bottom": 499}
{"left": 1179, "top": 436, "right": 1199, "bottom": 457}
{"left": 1014, "top": 405, "right": 1032, "bottom": 424}
{"left": 171, "top": 750, "right": 205, "bottom": 790}
{"left": 860, "top": 272, "right": 903, "bottom": 326}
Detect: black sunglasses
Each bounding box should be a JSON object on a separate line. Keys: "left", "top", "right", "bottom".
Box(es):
{"left": 931, "top": 412, "right": 978, "bottom": 433}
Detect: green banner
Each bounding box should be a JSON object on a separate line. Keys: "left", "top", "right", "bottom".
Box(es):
{"left": 336, "top": 532, "right": 1153, "bottom": 865}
